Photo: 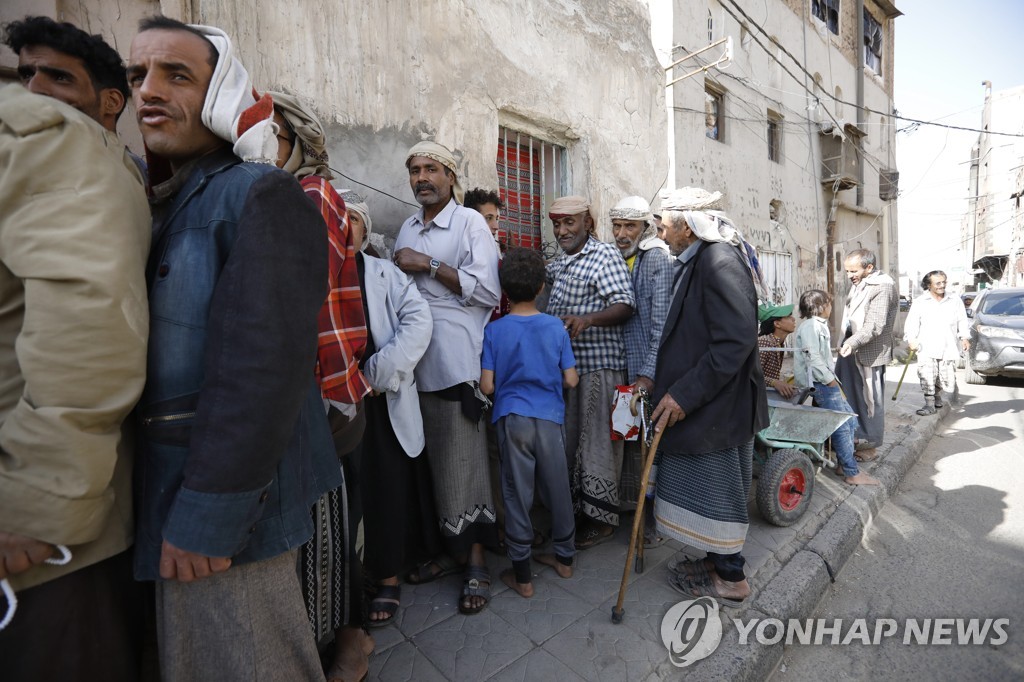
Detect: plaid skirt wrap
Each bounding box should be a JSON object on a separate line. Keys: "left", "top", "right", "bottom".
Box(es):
{"left": 654, "top": 440, "right": 753, "bottom": 554}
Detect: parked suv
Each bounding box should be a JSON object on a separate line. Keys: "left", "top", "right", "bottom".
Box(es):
{"left": 965, "top": 287, "right": 1024, "bottom": 384}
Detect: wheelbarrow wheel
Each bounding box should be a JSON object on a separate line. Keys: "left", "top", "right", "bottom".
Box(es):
{"left": 756, "top": 449, "right": 814, "bottom": 527}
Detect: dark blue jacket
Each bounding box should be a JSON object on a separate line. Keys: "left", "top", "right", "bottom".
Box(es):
{"left": 134, "top": 147, "right": 340, "bottom": 580}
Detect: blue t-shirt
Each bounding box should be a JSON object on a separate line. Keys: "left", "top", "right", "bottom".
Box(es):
{"left": 481, "top": 313, "right": 576, "bottom": 424}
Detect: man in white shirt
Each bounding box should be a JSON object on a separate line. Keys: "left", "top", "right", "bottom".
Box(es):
{"left": 904, "top": 270, "right": 970, "bottom": 415}
{"left": 393, "top": 141, "right": 501, "bottom": 615}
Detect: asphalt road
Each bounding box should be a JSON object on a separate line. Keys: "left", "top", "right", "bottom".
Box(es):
{"left": 771, "top": 372, "right": 1024, "bottom": 681}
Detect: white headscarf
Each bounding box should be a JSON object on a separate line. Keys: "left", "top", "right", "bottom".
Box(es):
{"left": 406, "top": 140, "right": 464, "bottom": 204}
{"left": 661, "top": 186, "right": 771, "bottom": 300}
{"left": 660, "top": 186, "right": 740, "bottom": 246}
{"left": 339, "top": 190, "right": 372, "bottom": 250}
{"left": 191, "top": 24, "right": 277, "bottom": 164}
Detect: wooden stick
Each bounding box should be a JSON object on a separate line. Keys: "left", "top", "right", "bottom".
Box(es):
{"left": 612, "top": 396, "right": 664, "bottom": 624}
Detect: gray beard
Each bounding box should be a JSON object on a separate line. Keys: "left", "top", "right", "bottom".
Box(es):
{"left": 620, "top": 243, "right": 640, "bottom": 259}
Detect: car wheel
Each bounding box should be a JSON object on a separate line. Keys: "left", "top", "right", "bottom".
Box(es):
{"left": 964, "top": 358, "right": 987, "bottom": 385}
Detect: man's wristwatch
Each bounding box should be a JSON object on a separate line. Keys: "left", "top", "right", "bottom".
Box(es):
{"left": 429, "top": 258, "right": 441, "bottom": 279}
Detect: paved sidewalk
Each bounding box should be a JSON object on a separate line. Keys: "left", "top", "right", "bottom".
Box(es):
{"left": 366, "top": 361, "right": 945, "bottom": 681}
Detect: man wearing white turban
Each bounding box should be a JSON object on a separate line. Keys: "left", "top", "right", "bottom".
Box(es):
{"left": 650, "top": 187, "right": 769, "bottom": 606}
{"left": 128, "top": 17, "right": 338, "bottom": 679}
{"left": 609, "top": 196, "right": 672, "bottom": 542}
{"left": 393, "top": 140, "right": 501, "bottom": 616}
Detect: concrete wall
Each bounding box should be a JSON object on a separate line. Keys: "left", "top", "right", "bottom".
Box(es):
{"left": 4, "top": 0, "right": 667, "bottom": 250}
{"left": 650, "top": 0, "right": 898, "bottom": 316}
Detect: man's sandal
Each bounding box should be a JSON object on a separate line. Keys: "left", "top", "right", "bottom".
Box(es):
{"left": 405, "top": 555, "right": 460, "bottom": 585}
{"left": 458, "top": 565, "right": 491, "bottom": 615}
{"left": 366, "top": 584, "right": 401, "bottom": 628}
{"left": 669, "top": 573, "right": 747, "bottom": 608}
{"left": 668, "top": 557, "right": 713, "bottom": 582}
{"left": 574, "top": 524, "right": 614, "bottom": 550}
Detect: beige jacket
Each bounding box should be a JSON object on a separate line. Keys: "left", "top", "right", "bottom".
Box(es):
{"left": 0, "top": 85, "right": 150, "bottom": 590}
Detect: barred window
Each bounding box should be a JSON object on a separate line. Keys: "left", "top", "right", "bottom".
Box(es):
{"left": 496, "top": 127, "right": 568, "bottom": 253}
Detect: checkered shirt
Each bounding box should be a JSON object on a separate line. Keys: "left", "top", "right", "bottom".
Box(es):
{"left": 546, "top": 237, "right": 634, "bottom": 374}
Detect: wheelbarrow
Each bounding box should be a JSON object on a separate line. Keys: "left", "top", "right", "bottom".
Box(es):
{"left": 754, "top": 396, "right": 855, "bottom": 526}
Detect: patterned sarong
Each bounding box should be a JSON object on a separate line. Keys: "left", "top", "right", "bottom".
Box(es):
{"left": 419, "top": 392, "right": 496, "bottom": 539}
{"left": 564, "top": 368, "right": 625, "bottom": 526}
{"left": 654, "top": 440, "right": 753, "bottom": 554}
{"left": 299, "top": 484, "right": 348, "bottom": 644}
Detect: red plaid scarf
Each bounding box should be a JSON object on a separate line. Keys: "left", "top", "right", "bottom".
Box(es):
{"left": 301, "top": 176, "right": 371, "bottom": 403}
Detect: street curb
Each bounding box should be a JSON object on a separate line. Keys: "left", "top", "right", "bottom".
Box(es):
{"left": 720, "top": 403, "right": 949, "bottom": 680}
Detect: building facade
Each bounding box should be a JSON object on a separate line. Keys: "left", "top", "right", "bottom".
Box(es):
{"left": 961, "top": 82, "right": 1024, "bottom": 289}
{"left": 1, "top": 0, "right": 668, "bottom": 252}
{"left": 648, "top": 0, "right": 900, "bottom": 321}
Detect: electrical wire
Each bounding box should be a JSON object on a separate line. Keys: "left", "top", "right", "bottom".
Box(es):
{"left": 718, "top": 0, "right": 1024, "bottom": 139}
{"left": 329, "top": 166, "right": 419, "bottom": 209}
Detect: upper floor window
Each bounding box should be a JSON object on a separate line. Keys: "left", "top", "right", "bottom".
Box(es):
{"left": 863, "top": 9, "right": 882, "bottom": 74}
{"left": 811, "top": 0, "right": 839, "bottom": 35}
{"left": 767, "top": 112, "right": 782, "bottom": 163}
{"left": 705, "top": 85, "right": 724, "bottom": 141}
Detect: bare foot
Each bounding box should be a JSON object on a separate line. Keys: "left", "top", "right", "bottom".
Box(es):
{"left": 500, "top": 568, "right": 534, "bottom": 598}
{"left": 845, "top": 471, "right": 881, "bottom": 486}
{"left": 327, "top": 626, "right": 372, "bottom": 682}
{"left": 533, "top": 553, "right": 573, "bottom": 578}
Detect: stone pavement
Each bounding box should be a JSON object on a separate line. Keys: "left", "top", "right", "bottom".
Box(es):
{"left": 366, "top": 359, "right": 945, "bottom": 681}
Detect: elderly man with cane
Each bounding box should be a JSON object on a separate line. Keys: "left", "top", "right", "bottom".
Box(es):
{"left": 649, "top": 187, "right": 769, "bottom": 606}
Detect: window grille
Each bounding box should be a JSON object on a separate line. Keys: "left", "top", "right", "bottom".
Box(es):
{"left": 496, "top": 127, "right": 568, "bottom": 253}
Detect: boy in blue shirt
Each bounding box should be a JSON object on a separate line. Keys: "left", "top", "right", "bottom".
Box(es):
{"left": 481, "top": 248, "right": 579, "bottom": 598}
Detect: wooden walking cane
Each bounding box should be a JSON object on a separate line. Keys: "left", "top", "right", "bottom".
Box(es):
{"left": 892, "top": 348, "right": 916, "bottom": 401}
{"left": 611, "top": 389, "right": 665, "bottom": 624}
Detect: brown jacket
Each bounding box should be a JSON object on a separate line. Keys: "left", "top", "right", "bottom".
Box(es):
{"left": 0, "top": 85, "right": 150, "bottom": 590}
{"left": 842, "top": 275, "right": 899, "bottom": 368}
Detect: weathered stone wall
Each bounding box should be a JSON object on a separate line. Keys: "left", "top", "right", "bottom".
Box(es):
{"left": 3, "top": 0, "right": 667, "bottom": 248}
{"left": 192, "top": 0, "right": 668, "bottom": 246}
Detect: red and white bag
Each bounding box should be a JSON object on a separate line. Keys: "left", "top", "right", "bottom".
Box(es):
{"left": 610, "top": 385, "right": 640, "bottom": 441}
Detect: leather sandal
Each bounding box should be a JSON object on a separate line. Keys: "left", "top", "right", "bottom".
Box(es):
{"left": 574, "top": 524, "right": 614, "bottom": 550}
{"left": 668, "top": 557, "right": 713, "bottom": 581}
{"left": 366, "top": 584, "right": 401, "bottom": 628}
{"left": 669, "top": 573, "right": 747, "bottom": 608}
{"left": 458, "top": 565, "right": 491, "bottom": 615}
